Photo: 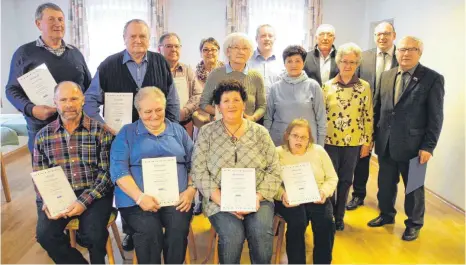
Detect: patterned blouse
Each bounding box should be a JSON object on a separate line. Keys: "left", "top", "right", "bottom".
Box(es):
{"left": 191, "top": 119, "right": 281, "bottom": 217}
{"left": 322, "top": 74, "right": 374, "bottom": 147}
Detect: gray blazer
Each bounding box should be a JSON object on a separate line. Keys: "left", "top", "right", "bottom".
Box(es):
{"left": 358, "top": 47, "right": 398, "bottom": 96}
{"left": 373, "top": 64, "right": 445, "bottom": 161}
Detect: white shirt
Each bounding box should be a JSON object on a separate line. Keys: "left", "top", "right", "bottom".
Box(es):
{"left": 376, "top": 45, "right": 395, "bottom": 72}
{"left": 318, "top": 47, "right": 334, "bottom": 84}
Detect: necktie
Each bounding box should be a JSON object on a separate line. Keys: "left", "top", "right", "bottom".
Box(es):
{"left": 394, "top": 72, "right": 409, "bottom": 104}
{"left": 376, "top": 52, "right": 387, "bottom": 88}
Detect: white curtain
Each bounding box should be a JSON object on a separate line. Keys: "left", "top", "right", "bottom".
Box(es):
{"left": 85, "top": 0, "right": 151, "bottom": 75}
{"left": 248, "top": 0, "right": 306, "bottom": 55}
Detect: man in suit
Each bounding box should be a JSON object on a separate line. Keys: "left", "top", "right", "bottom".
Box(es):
{"left": 304, "top": 24, "right": 339, "bottom": 86}
{"left": 368, "top": 36, "right": 445, "bottom": 241}
{"left": 347, "top": 22, "right": 398, "bottom": 210}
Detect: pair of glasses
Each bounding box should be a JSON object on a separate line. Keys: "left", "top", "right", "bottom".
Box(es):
{"left": 290, "top": 134, "right": 309, "bottom": 141}
{"left": 202, "top": 48, "right": 218, "bottom": 53}
{"left": 340, "top": 60, "right": 358, "bottom": 66}
{"left": 229, "top": 46, "right": 250, "bottom": 52}
{"left": 161, "top": 44, "right": 182, "bottom": 49}
{"left": 375, "top": 32, "right": 393, "bottom": 37}
{"left": 397, "top": 47, "right": 419, "bottom": 53}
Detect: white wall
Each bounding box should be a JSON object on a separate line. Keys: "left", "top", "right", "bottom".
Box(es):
{"left": 166, "top": 0, "right": 227, "bottom": 67}
{"left": 363, "top": 0, "right": 465, "bottom": 209}
{"left": 1, "top": 0, "right": 69, "bottom": 114}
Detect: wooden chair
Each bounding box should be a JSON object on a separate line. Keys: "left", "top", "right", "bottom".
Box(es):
{"left": 0, "top": 153, "right": 11, "bottom": 202}
{"left": 272, "top": 214, "right": 286, "bottom": 264}
{"left": 202, "top": 226, "right": 219, "bottom": 264}
{"left": 132, "top": 223, "right": 197, "bottom": 264}
{"left": 66, "top": 208, "right": 125, "bottom": 264}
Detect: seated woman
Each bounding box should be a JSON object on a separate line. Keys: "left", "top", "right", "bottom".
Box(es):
{"left": 264, "top": 45, "right": 326, "bottom": 147}
{"left": 192, "top": 79, "right": 281, "bottom": 264}
{"left": 199, "top": 32, "right": 266, "bottom": 124}
{"left": 110, "top": 87, "right": 196, "bottom": 264}
{"left": 274, "top": 118, "right": 338, "bottom": 264}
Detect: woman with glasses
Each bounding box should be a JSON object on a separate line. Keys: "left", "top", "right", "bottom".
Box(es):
{"left": 264, "top": 45, "right": 327, "bottom": 147}
{"left": 199, "top": 32, "right": 266, "bottom": 123}
{"left": 322, "top": 42, "right": 374, "bottom": 231}
{"left": 274, "top": 118, "right": 337, "bottom": 264}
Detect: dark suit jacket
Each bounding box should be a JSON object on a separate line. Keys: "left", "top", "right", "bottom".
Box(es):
{"left": 358, "top": 47, "right": 398, "bottom": 97}
{"left": 373, "top": 64, "right": 445, "bottom": 162}
{"left": 304, "top": 45, "right": 339, "bottom": 86}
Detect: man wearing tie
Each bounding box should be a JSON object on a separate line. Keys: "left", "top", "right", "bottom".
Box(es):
{"left": 347, "top": 22, "right": 398, "bottom": 211}
{"left": 368, "top": 36, "right": 445, "bottom": 241}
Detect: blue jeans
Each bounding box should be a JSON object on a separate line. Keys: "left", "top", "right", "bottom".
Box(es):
{"left": 119, "top": 205, "right": 193, "bottom": 264}
{"left": 209, "top": 201, "right": 274, "bottom": 264}
{"left": 35, "top": 193, "right": 113, "bottom": 264}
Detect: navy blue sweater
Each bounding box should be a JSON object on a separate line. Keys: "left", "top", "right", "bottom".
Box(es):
{"left": 5, "top": 41, "right": 91, "bottom": 131}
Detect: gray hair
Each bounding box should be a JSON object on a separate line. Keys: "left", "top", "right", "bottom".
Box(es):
{"left": 222, "top": 32, "right": 254, "bottom": 58}
{"left": 398, "top": 36, "right": 424, "bottom": 54}
{"left": 255, "top": 24, "right": 275, "bottom": 39}
{"left": 158, "top": 32, "right": 181, "bottom": 46}
{"left": 336, "top": 42, "right": 362, "bottom": 66}
{"left": 35, "top": 3, "right": 63, "bottom": 21}
{"left": 134, "top": 87, "right": 166, "bottom": 111}
{"left": 315, "top": 24, "right": 336, "bottom": 37}
{"left": 123, "top": 19, "right": 150, "bottom": 37}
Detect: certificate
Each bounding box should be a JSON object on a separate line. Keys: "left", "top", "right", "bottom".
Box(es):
{"left": 31, "top": 166, "right": 77, "bottom": 218}
{"left": 220, "top": 168, "right": 257, "bottom": 212}
{"left": 17, "top": 63, "right": 57, "bottom": 106}
{"left": 104, "top": 93, "right": 133, "bottom": 132}
{"left": 142, "top": 157, "right": 180, "bottom": 207}
{"left": 173, "top": 76, "right": 189, "bottom": 106}
{"left": 282, "top": 162, "right": 321, "bottom": 205}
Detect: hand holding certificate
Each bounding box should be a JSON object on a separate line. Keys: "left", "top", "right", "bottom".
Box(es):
{"left": 282, "top": 162, "right": 321, "bottom": 205}
{"left": 31, "top": 166, "right": 77, "bottom": 218}
{"left": 17, "top": 63, "right": 57, "bottom": 107}
{"left": 104, "top": 93, "right": 133, "bottom": 133}
{"left": 142, "top": 157, "right": 180, "bottom": 207}
{"left": 221, "top": 168, "right": 257, "bottom": 212}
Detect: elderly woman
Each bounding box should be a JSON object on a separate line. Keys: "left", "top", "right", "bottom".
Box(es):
{"left": 192, "top": 79, "right": 281, "bottom": 264}
{"left": 275, "top": 118, "right": 338, "bottom": 264}
{"left": 199, "top": 32, "right": 266, "bottom": 123}
{"left": 264, "top": 45, "right": 327, "bottom": 147}
{"left": 110, "top": 87, "right": 196, "bottom": 264}
{"left": 322, "top": 43, "right": 373, "bottom": 231}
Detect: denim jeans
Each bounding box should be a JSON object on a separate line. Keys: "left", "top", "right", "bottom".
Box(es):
{"left": 275, "top": 199, "right": 335, "bottom": 264}
{"left": 35, "top": 193, "right": 113, "bottom": 264}
{"left": 119, "top": 205, "right": 193, "bottom": 264}
{"left": 208, "top": 201, "right": 274, "bottom": 264}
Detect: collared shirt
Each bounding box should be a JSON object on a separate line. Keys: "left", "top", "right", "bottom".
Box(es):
{"left": 33, "top": 114, "right": 114, "bottom": 208}
{"left": 171, "top": 62, "right": 203, "bottom": 121}
{"left": 36, "top": 36, "right": 73, "bottom": 56}
{"left": 122, "top": 50, "right": 149, "bottom": 88}
{"left": 322, "top": 75, "right": 374, "bottom": 146}
{"left": 225, "top": 63, "right": 249, "bottom": 74}
{"left": 318, "top": 47, "right": 335, "bottom": 84}
{"left": 248, "top": 49, "right": 283, "bottom": 97}
{"left": 376, "top": 45, "right": 395, "bottom": 72}
{"left": 191, "top": 120, "right": 281, "bottom": 217}
{"left": 110, "top": 119, "right": 194, "bottom": 208}
{"left": 394, "top": 63, "right": 419, "bottom": 104}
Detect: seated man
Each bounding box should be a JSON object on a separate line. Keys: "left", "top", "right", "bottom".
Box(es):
{"left": 33, "top": 81, "right": 114, "bottom": 264}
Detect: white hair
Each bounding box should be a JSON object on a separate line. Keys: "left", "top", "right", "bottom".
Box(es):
{"left": 134, "top": 87, "right": 166, "bottom": 111}
{"left": 336, "top": 42, "right": 362, "bottom": 66}
{"left": 315, "top": 24, "right": 336, "bottom": 37}
{"left": 222, "top": 32, "right": 254, "bottom": 58}
{"left": 398, "top": 36, "right": 424, "bottom": 54}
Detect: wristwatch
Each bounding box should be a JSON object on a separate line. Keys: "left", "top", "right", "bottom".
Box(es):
{"left": 187, "top": 182, "right": 196, "bottom": 189}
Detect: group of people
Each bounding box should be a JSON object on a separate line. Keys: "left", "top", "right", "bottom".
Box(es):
{"left": 6, "top": 2, "right": 445, "bottom": 264}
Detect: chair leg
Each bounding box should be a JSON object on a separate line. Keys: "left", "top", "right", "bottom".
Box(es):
{"left": 274, "top": 221, "right": 285, "bottom": 264}
{"left": 188, "top": 225, "right": 197, "bottom": 260}
{"left": 1, "top": 154, "right": 12, "bottom": 202}
{"left": 213, "top": 234, "right": 219, "bottom": 264}
{"left": 132, "top": 250, "right": 138, "bottom": 264}
{"left": 69, "top": 230, "right": 77, "bottom": 248}
{"left": 202, "top": 227, "right": 217, "bottom": 264}
{"left": 106, "top": 236, "right": 115, "bottom": 264}
{"left": 110, "top": 222, "right": 125, "bottom": 260}
{"left": 185, "top": 244, "right": 191, "bottom": 264}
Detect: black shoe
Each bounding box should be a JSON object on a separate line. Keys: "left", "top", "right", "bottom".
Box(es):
{"left": 367, "top": 215, "right": 395, "bottom": 227}
{"left": 346, "top": 197, "right": 364, "bottom": 210}
{"left": 402, "top": 227, "right": 420, "bottom": 241}
{"left": 335, "top": 220, "right": 345, "bottom": 231}
{"left": 122, "top": 234, "right": 134, "bottom": 251}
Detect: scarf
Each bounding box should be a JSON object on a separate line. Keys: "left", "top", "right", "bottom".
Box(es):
{"left": 195, "top": 60, "right": 225, "bottom": 83}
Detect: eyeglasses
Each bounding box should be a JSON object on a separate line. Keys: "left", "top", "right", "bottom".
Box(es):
{"left": 202, "top": 48, "right": 218, "bottom": 53}
{"left": 161, "top": 44, "right": 182, "bottom": 49}
{"left": 339, "top": 60, "right": 358, "bottom": 66}
{"left": 229, "top": 46, "right": 250, "bottom": 52}
{"left": 290, "top": 134, "right": 309, "bottom": 141}
{"left": 375, "top": 32, "right": 393, "bottom": 38}
{"left": 397, "top": 47, "right": 419, "bottom": 53}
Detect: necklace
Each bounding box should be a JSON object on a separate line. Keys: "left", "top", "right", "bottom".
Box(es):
{"left": 221, "top": 119, "right": 243, "bottom": 143}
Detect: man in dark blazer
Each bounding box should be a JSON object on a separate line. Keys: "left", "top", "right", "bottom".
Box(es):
{"left": 304, "top": 24, "right": 339, "bottom": 86}
{"left": 347, "top": 22, "right": 398, "bottom": 211}
{"left": 368, "top": 36, "right": 445, "bottom": 241}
